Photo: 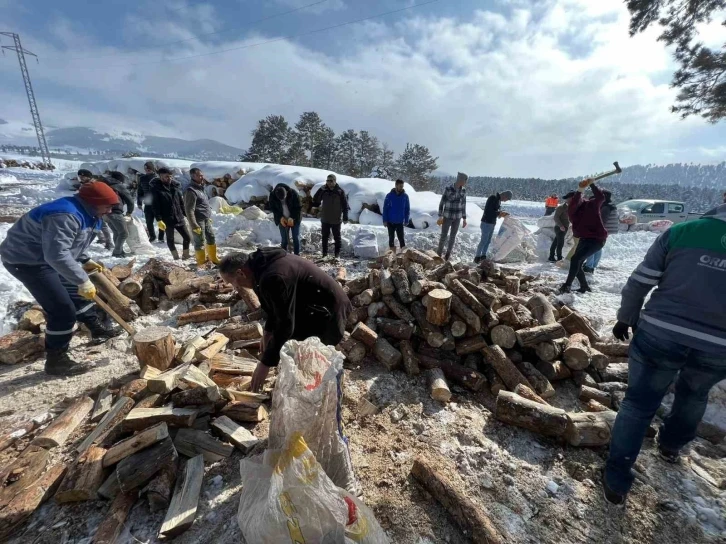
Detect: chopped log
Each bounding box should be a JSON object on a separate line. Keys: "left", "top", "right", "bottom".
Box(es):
{"left": 222, "top": 402, "right": 268, "bottom": 423}
{"left": 139, "top": 366, "right": 162, "bottom": 380}
{"left": 177, "top": 307, "right": 230, "bottom": 326}
{"left": 503, "top": 276, "right": 520, "bottom": 295}
{"left": 111, "top": 259, "right": 135, "bottom": 281}
{"left": 455, "top": 335, "right": 488, "bottom": 356}
{"left": 427, "top": 260, "right": 455, "bottom": 282}
{"left": 147, "top": 363, "right": 190, "bottom": 394}
{"left": 515, "top": 323, "right": 567, "bottom": 348}
{"left": 103, "top": 423, "right": 169, "bottom": 468}
{"left": 599, "top": 361, "right": 629, "bottom": 383}
{"left": 77, "top": 397, "right": 135, "bottom": 454}
{"left": 172, "top": 386, "right": 222, "bottom": 407}
{"left": 367, "top": 302, "right": 389, "bottom": 318}
{"left": 238, "top": 287, "right": 261, "bottom": 312}
{"left": 376, "top": 297, "right": 413, "bottom": 327}
{"left": 579, "top": 385, "right": 612, "bottom": 408}
{"left": 32, "top": 396, "right": 93, "bottom": 449}
{"left": 179, "top": 363, "right": 217, "bottom": 388}
{"left": 101, "top": 267, "right": 121, "bottom": 287}
{"left": 426, "top": 289, "right": 452, "bottom": 326}
{"left": 0, "top": 330, "right": 43, "bottom": 365}
{"left": 513, "top": 383, "right": 548, "bottom": 405}
{"left": 563, "top": 333, "right": 592, "bottom": 370}
{"left": 368, "top": 268, "right": 381, "bottom": 290}
{"left": 176, "top": 335, "right": 206, "bottom": 364}
{"left": 593, "top": 341, "right": 630, "bottom": 358}
{"left": 351, "top": 322, "right": 378, "bottom": 349}
{"left": 0, "top": 421, "right": 35, "bottom": 454}
{"left": 441, "top": 327, "right": 456, "bottom": 351}
{"left": 428, "top": 368, "right": 451, "bottom": 402}
{"left": 379, "top": 269, "right": 395, "bottom": 296}
{"left": 446, "top": 278, "right": 487, "bottom": 318}
{"left": 353, "top": 288, "right": 378, "bottom": 307}
{"left": 147, "top": 258, "right": 185, "bottom": 283}
{"left": 490, "top": 325, "right": 516, "bottom": 349}
{"left": 216, "top": 321, "right": 263, "bottom": 343}
{"left": 211, "top": 416, "right": 259, "bottom": 453}
{"left": 212, "top": 374, "right": 251, "bottom": 391}
{"left": 55, "top": 445, "right": 106, "bottom": 503}
{"left": 495, "top": 391, "right": 568, "bottom": 437}
{"left": 411, "top": 301, "right": 445, "bottom": 347}
{"left": 97, "top": 472, "right": 121, "bottom": 500}
{"left": 118, "top": 379, "right": 149, "bottom": 402}
{"left": 376, "top": 318, "right": 414, "bottom": 340}
{"left": 559, "top": 311, "right": 600, "bottom": 343}
{"left": 411, "top": 456, "right": 505, "bottom": 544}
{"left": 512, "top": 304, "right": 536, "bottom": 329}
{"left": 534, "top": 338, "right": 567, "bottom": 362}
{"left": 584, "top": 399, "right": 611, "bottom": 413}
{"left": 346, "top": 276, "right": 369, "bottom": 296}
{"left": 117, "top": 437, "right": 176, "bottom": 493}
{"left": 119, "top": 263, "right": 148, "bottom": 297}
{"left": 210, "top": 353, "right": 257, "bottom": 375}
{"left": 410, "top": 279, "right": 445, "bottom": 298}
{"left": 89, "top": 271, "right": 137, "bottom": 322}
{"left": 450, "top": 320, "right": 467, "bottom": 338}
{"left": 174, "top": 428, "right": 233, "bottom": 462}
{"left": 407, "top": 263, "right": 427, "bottom": 286}
{"left": 159, "top": 455, "right": 204, "bottom": 538}
{"left": 405, "top": 248, "right": 436, "bottom": 268}
{"left": 139, "top": 275, "right": 157, "bottom": 315}
{"left": 517, "top": 362, "right": 555, "bottom": 399}
{"left": 18, "top": 308, "right": 45, "bottom": 333}
{"left": 147, "top": 458, "right": 178, "bottom": 512}
{"left": 572, "top": 370, "right": 599, "bottom": 389}
{"left": 0, "top": 446, "right": 49, "bottom": 510}
{"left": 346, "top": 306, "right": 369, "bottom": 329}
{"left": 460, "top": 280, "right": 499, "bottom": 309}
{"left": 164, "top": 277, "right": 213, "bottom": 300}
{"left": 123, "top": 407, "right": 197, "bottom": 432}
{"left": 389, "top": 268, "right": 413, "bottom": 305}
{"left": 337, "top": 333, "right": 366, "bottom": 365}
{"left": 505, "top": 349, "right": 523, "bottom": 365}
{"left": 450, "top": 294, "right": 481, "bottom": 332}
{"left": 588, "top": 348, "right": 610, "bottom": 371}
{"left": 598, "top": 382, "right": 628, "bottom": 394}
{"left": 373, "top": 337, "right": 402, "bottom": 370}
{"left": 526, "top": 294, "right": 556, "bottom": 326}
{"left": 564, "top": 410, "right": 617, "bottom": 447}
{"left": 196, "top": 333, "right": 229, "bottom": 361}
{"left": 535, "top": 359, "right": 572, "bottom": 381}
{"left": 398, "top": 339, "right": 420, "bottom": 376}
{"left": 481, "top": 346, "right": 533, "bottom": 391}
{"left": 93, "top": 491, "right": 137, "bottom": 544}
{"left": 91, "top": 387, "right": 114, "bottom": 423}
{"left": 495, "top": 305, "right": 520, "bottom": 329}
{"left": 417, "top": 353, "right": 486, "bottom": 391}
{"left": 481, "top": 364, "right": 505, "bottom": 395}
{"left": 335, "top": 267, "right": 346, "bottom": 284}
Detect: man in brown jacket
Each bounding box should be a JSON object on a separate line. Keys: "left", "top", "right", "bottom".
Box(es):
{"left": 219, "top": 248, "right": 352, "bottom": 391}
{"left": 549, "top": 191, "right": 573, "bottom": 262}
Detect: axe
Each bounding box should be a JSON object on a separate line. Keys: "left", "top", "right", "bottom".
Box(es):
{"left": 590, "top": 161, "right": 622, "bottom": 183}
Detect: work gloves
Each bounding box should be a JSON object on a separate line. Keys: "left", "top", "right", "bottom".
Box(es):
{"left": 612, "top": 321, "right": 636, "bottom": 341}
{"left": 157, "top": 220, "right": 166, "bottom": 231}
{"left": 78, "top": 280, "right": 97, "bottom": 301}
{"left": 82, "top": 260, "right": 104, "bottom": 273}
{"left": 280, "top": 218, "right": 295, "bottom": 228}
{"left": 193, "top": 227, "right": 202, "bottom": 235}
{"left": 437, "top": 217, "right": 444, "bottom": 226}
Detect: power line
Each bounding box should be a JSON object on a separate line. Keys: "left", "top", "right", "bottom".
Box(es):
{"left": 65, "top": 0, "right": 443, "bottom": 71}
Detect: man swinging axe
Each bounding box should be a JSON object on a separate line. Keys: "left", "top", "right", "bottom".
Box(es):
{"left": 0, "top": 182, "right": 123, "bottom": 376}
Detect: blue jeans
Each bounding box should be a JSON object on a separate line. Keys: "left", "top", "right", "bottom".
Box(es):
{"left": 475, "top": 222, "right": 496, "bottom": 259}
{"left": 605, "top": 329, "right": 726, "bottom": 495}
{"left": 586, "top": 249, "right": 602, "bottom": 269}
{"left": 279, "top": 223, "right": 300, "bottom": 255}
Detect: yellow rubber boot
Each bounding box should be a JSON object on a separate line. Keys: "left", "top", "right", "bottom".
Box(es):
{"left": 195, "top": 249, "right": 207, "bottom": 266}
{"left": 206, "top": 244, "right": 221, "bottom": 265}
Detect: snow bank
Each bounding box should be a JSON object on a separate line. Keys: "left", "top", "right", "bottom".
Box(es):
{"left": 0, "top": 173, "right": 18, "bottom": 185}
{"left": 189, "top": 161, "right": 265, "bottom": 181}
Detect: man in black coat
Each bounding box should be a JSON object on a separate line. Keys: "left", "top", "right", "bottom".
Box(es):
{"left": 268, "top": 183, "right": 302, "bottom": 255}
{"left": 219, "top": 248, "right": 352, "bottom": 391}
{"left": 313, "top": 174, "right": 349, "bottom": 259}
{"left": 136, "top": 161, "right": 164, "bottom": 243}
{"left": 150, "top": 168, "right": 191, "bottom": 260}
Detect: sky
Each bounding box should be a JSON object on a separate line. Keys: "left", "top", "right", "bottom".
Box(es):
{"left": 1, "top": 0, "right": 726, "bottom": 178}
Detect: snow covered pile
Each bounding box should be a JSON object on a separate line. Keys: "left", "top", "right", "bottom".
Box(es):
{"left": 189, "top": 161, "right": 266, "bottom": 182}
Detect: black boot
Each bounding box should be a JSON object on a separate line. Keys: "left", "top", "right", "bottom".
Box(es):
{"left": 84, "top": 317, "right": 123, "bottom": 345}
{"left": 559, "top": 284, "right": 571, "bottom": 294}
{"left": 45, "top": 348, "right": 92, "bottom": 376}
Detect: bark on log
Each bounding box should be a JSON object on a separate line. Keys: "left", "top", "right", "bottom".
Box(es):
{"left": 535, "top": 360, "right": 572, "bottom": 381}
{"left": 515, "top": 323, "right": 567, "bottom": 348}
{"left": 450, "top": 320, "right": 467, "bottom": 338}
{"left": 450, "top": 294, "right": 481, "bottom": 332}
{"left": 598, "top": 382, "right": 629, "bottom": 394}
{"left": 93, "top": 491, "right": 137, "bottom": 544}
{"left": 399, "top": 339, "right": 420, "bottom": 376}
{"left": 481, "top": 346, "right": 533, "bottom": 391}
{"left": 428, "top": 368, "right": 451, "bottom": 402}
{"left": 503, "top": 276, "right": 520, "bottom": 296}
{"left": 146, "top": 457, "right": 178, "bottom": 512}
{"left": 391, "top": 268, "right": 414, "bottom": 304}
{"left": 411, "top": 456, "right": 505, "bottom": 544}
{"left": 377, "top": 318, "right": 414, "bottom": 340}
{"left": 481, "top": 364, "right": 505, "bottom": 396}
{"left": 103, "top": 423, "right": 169, "bottom": 468}
{"left": 513, "top": 304, "right": 536, "bottom": 329}
{"left": 139, "top": 275, "right": 157, "bottom": 315}
{"left": 411, "top": 301, "right": 446, "bottom": 348}
{"left": 599, "top": 361, "right": 629, "bottom": 383}
{"left": 535, "top": 338, "right": 567, "bottom": 362}
{"left": 210, "top": 416, "right": 259, "bottom": 454}
{"left": 455, "top": 335, "right": 488, "bottom": 356}
{"left": 174, "top": 428, "right": 234, "bottom": 462}
{"left": 89, "top": 271, "right": 137, "bottom": 322}
{"left": 446, "top": 278, "right": 487, "bottom": 318}
{"left": 513, "top": 383, "right": 548, "bottom": 405}
{"left": 221, "top": 402, "right": 268, "bottom": 423}
{"left": 55, "top": 445, "right": 106, "bottom": 503}
{"left": 119, "top": 260, "right": 155, "bottom": 297}
{"left": 584, "top": 399, "right": 611, "bottom": 413}
{"left": 592, "top": 341, "right": 630, "bottom": 358}
{"left": 123, "top": 407, "right": 198, "bottom": 432}
{"left": 337, "top": 333, "right": 366, "bottom": 365}
{"left": 346, "top": 277, "right": 369, "bottom": 296}
{"left": 379, "top": 269, "right": 395, "bottom": 295}
{"left": 563, "top": 333, "right": 592, "bottom": 371}
{"left": 517, "top": 362, "right": 555, "bottom": 399}
{"left": 164, "top": 277, "right": 213, "bottom": 300}
{"left": 460, "top": 280, "right": 499, "bottom": 309}
{"left": 495, "top": 306, "right": 520, "bottom": 329}
{"left": 238, "top": 287, "right": 261, "bottom": 312}
{"left": 91, "top": 387, "right": 114, "bottom": 423}
{"left": 426, "top": 289, "right": 452, "bottom": 326}
{"left": 405, "top": 248, "right": 436, "bottom": 268}
{"left": 490, "top": 325, "right": 516, "bottom": 349}
{"left": 0, "top": 421, "right": 34, "bottom": 454}
{"left": 367, "top": 302, "right": 389, "bottom": 318}
{"left": 346, "top": 307, "right": 368, "bottom": 329}
{"left": 495, "top": 391, "right": 568, "bottom": 437}
{"left": 116, "top": 437, "right": 176, "bottom": 494}
{"left": 368, "top": 269, "right": 381, "bottom": 291}
{"left": 407, "top": 263, "right": 427, "bottom": 286}
{"left": 579, "top": 385, "right": 612, "bottom": 408}
{"left": 172, "top": 386, "right": 222, "bottom": 407}
{"left": 381, "top": 295, "right": 415, "bottom": 323}
{"left": 0, "top": 446, "right": 49, "bottom": 510}
{"left": 32, "top": 396, "right": 93, "bottom": 449}
{"left": 417, "top": 353, "right": 486, "bottom": 391}
{"left": 351, "top": 322, "right": 378, "bottom": 349}
{"left": 147, "top": 259, "right": 185, "bottom": 283}
{"left": 133, "top": 326, "right": 175, "bottom": 371}
{"left": 77, "top": 397, "right": 135, "bottom": 454}
{"left": 373, "top": 338, "right": 402, "bottom": 370}
{"left": 216, "top": 321, "right": 263, "bottom": 343}
{"left": 572, "top": 370, "right": 599, "bottom": 389}
{"left": 353, "top": 288, "right": 378, "bottom": 307}
{"left": 0, "top": 330, "right": 43, "bottom": 365}
{"left": 335, "top": 267, "right": 346, "bottom": 284}
{"left": 411, "top": 279, "right": 445, "bottom": 298}
{"left": 159, "top": 455, "right": 204, "bottom": 538}
{"left": 526, "top": 293, "right": 557, "bottom": 325}
{"left": 18, "top": 308, "right": 45, "bottom": 333}
{"left": 564, "top": 410, "right": 617, "bottom": 447}
{"left": 504, "top": 349, "right": 523, "bottom": 365}
{"left": 559, "top": 311, "right": 600, "bottom": 343}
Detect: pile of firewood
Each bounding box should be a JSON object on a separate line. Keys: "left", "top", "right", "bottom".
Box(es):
{"left": 336, "top": 248, "right": 639, "bottom": 448}
{"left": 0, "top": 159, "right": 54, "bottom": 170}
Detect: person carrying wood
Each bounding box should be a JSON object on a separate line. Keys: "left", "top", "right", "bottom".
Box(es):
{"left": 184, "top": 168, "right": 220, "bottom": 265}
{"left": 437, "top": 172, "right": 468, "bottom": 261}
{"left": 151, "top": 168, "right": 191, "bottom": 261}
{"left": 548, "top": 191, "right": 574, "bottom": 263}
{"left": 136, "top": 161, "right": 164, "bottom": 244}
{"left": 474, "top": 189, "right": 512, "bottom": 263}
{"left": 313, "top": 174, "right": 349, "bottom": 259}
{"left": 603, "top": 204, "right": 726, "bottom": 506}
{"left": 0, "top": 182, "right": 123, "bottom": 376}
{"left": 382, "top": 179, "right": 410, "bottom": 254}
{"left": 268, "top": 183, "right": 302, "bottom": 255}
{"left": 219, "top": 248, "right": 352, "bottom": 391}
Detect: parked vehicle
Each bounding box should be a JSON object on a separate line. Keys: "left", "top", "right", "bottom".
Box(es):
{"left": 616, "top": 199, "right": 700, "bottom": 224}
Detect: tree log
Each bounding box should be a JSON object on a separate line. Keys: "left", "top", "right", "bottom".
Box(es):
{"left": 446, "top": 278, "right": 487, "bottom": 317}
{"left": 159, "top": 455, "right": 204, "bottom": 538}
{"left": 146, "top": 458, "right": 178, "bottom": 512}
{"left": 93, "top": 491, "right": 137, "bottom": 544}
{"left": 405, "top": 248, "right": 436, "bottom": 268}
{"left": 123, "top": 407, "right": 198, "bottom": 432}
{"left": 427, "top": 260, "right": 454, "bottom": 282}
{"left": 411, "top": 279, "right": 445, "bottom": 298}
{"left": 373, "top": 337, "right": 402, "bottom": 370}
{"left": 592, "top": 341, "right": 630, "bottom": 358}
{"left": 481, "top": 364, "right": 505, "bottom": 396}
{"left": 89, "top": 271, "right": 137, "bottom": 322}
{"left": 210, "top": 416, "right": 259, "bottom": 454}
{"left": 0, "top": 446, "right": 49, "bottom": 510}
{"left": 599, "top": 361, "right": 629, "bottom": 383}
{"left": 504, "top": 349, "right": 523, "bottom": 365}
{"left": 238, "top": 287, "right": 261, "bottom": 312}
{"left": 77, "top": 396, "right": 135, "bottom": 454}
{"left": 490, "top": 325, "right": 516, "bottom": 349}
{"left": 164, "top": 277, "right": 213, "bottom": 300}
{"left": 515, "top": 323, "right": 567, "bottom": 348}
{"left": 517, "top": 362, "right": 555, "bottom": 398}
{"left": 379, "top": 295, "right": 413, "bottom": 323}
{"left": 173, "top": 428, "right": 233, "bottom": 462}
{"left": 503, "top": 276, "right": 520, "bottom": 295}
{"left": 417, "top": 353, "right": 486, "bottom": 391}
{"left": 351, "top": 322, "right": 378, "bottom": 349}
{"left": 535, "top": 360, "right": 572, "bottom": 381}
{"left": 55, "top": 445, "right": 106, "bottom": 503}
{"left": 376, "top": 318, "right": 414, "bottom": 340}
{"left": 0, "top": 330, "right": 43, "bottom": 365}
{"left": 450, "top": 320, "right": 467, "bottom": 338}
{"left": 177, "top": 307, "right": 230, "bottom": 326}
{"left": 495, "top": 391, "right": 568, "bottom": 437}
{"left": 573, "top": 370, "right": 599, "bottom": 389}
{"left": 103, "top": 423, "right": 169, "bottom": 468}
{"left": 559, "top": 311, "right": 600, "bottom": 343}
{"left": 367, "top": 302, "right": 389, "bottom": 318}
{"left": 563, "top": 333, "right": 592, "bottom": 370}
{"left": 353, "top": 288, "right": 378, "bottom": 307}
{"left": 526, "top": 293, "right": 556, "bottom": 326}
{"left": 426, "top": 289, "right": 452, "bottom": 326}
{"left": 411, "top": 301, "right": 446, "bottom": 347}
{"left": 407, "top": 263, "right": 427, "bottom": 286}
{"left": 172, "top": 386, "right": 222, "bottom": 407}
{"left": 428, "top": 368, "right": 451, "bottom": 402}
{"left": 391, "top": 268, "right": 414, "bottom": 304}
{"left": 133, "top": 326, "right": 175, "bottom": 371}
{"left": 91, "top": 387, "right": 114, "bottom": 423}
{"left": 584, "top": 399, "right": 611, "bottom": 413}
{"left": 368, "top": 268, "right": 381, "bottom": 290}
{"left": 450, "top": 294, "right": 481, "bottom": 332}
{"left": 18, "top": 308, "right": 45, "bottom": 333}
{"left": 579, "top": 385, "right": 612, "bottom": 408}
{"left": 117, "top": 437, "right": 176, "bottom": 494}
{"left": 398, "top": 339, "right": 420, "bottom": 376}
{"left": 495, "top": 305, "right": 520, "bottom": 329}
{"left": 32, "top": 396, "right": 93, "bottom": 449}
{"left": 216, "top": 321, "right": 263, "bottom": 343}
{"left": 534, "top": 338, "right": 567, "bottom": 362}
{"left": 513, "top": 383, "right": 548, "bottom": 405}
{"left": 196, "top": 333, "right": 229, "bottom": 361}
{"left": 481, "top": 346, "right": 533, "bottom": 391}
{"left": 379, "top": 269, "right": 395, "bottom": 295}
{"left": 119, "top": 260, "right": 155, "bottom": 297}
{"left": 455, "top": 335, "right": 488, "bottom": 356}
{"left": 460, "top": 280, "right": 499, "bottom": 309}
{"left": 139, "top": 274, "right": 157, "bottom": 315}
{"left": 337, "top": 333, "right": 366, "bottom": 365}
{"left": 513, "top": 304, "right": 536, "bottom": 329}
{"left": 346, "top": 277, "right": 369, "bottom": 296}
{"left": 564, "top": 410, "right": 617, "bottom": 447}
{"left": 147, "top": 258, "right": 185, "bottom": 283}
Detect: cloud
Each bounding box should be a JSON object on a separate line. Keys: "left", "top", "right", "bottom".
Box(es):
{"left": 1, "top": 0, "right": 724, "bottom": 177}
{"left": 271, "top": 0, "right": 346, "bottom": 15}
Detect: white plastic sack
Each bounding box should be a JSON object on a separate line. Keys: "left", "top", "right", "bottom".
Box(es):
{"left": 241, "top": 205, "right": 268, "bottom": 221}
{"left": 359, "top": 209, "right": 384, "bottom": 226}
{"left": 648, "top": 219, "right": 673, "bottom": 233}
{"left": 209, "top": 196, "right": 227, "bottom": 213}
{"left": 620, "top": 211, "right": 637, "bottom": 225}
{"left": 491, "top": 216, "right": 529, "bottom": 262}
{"left": 125, "top": 217, "right": 155, "bottom": 254}
{"left": 353, "top": 229, "right": 380, "bottom": 259}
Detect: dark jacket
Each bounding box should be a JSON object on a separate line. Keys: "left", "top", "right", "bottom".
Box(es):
{"left": 568, "top": 184, "right": 607, "bottom": 242}
{"left": 99, "top": 176, "right": 134, "bottom": 216}
{"left": 184, "top": 183, "right": 212, "bottom": 229}
{"left": 268, "top": 183, "right": 302, "bottom": 227}
{"left": 313, "top": 184, "right": 349, "bottom": 225}
{"left": 137, "top": 172, "right": 155, "bottom": 206}
{"left": 481, "top": 194, "right": 502, "bottom": 224}
{"left": 553, "top": 203, "right": 570, "bottom": 230}
{"left": 382, "top": 189, "right": 410, "bottom": 225}
{"left": 249, "top": 247, "right": 352, "bottom": 367}
{"left": 150, "top": 179, "right": 186, "bottom": 225}
{"left": 601, "top": 203, "right": 619, "bottom": 235}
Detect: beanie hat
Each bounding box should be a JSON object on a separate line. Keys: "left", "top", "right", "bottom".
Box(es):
{"left": 274, "top": 186, "right": 287, "bottom": 200}
{"left": 78, "top": 181, "right": 120, "bottom": 207}
{"left": 77, "top": 169, "right": 93, "bottom": 178}
{"left": 562, "top": 191, "right": 576, "bottom": 200}
{"left": 500, "top": 190, "right": 513, "bottom": 200}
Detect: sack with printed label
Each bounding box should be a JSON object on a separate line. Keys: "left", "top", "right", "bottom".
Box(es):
{"left": 490, "top": 216, "right": 530, "bottom": 262}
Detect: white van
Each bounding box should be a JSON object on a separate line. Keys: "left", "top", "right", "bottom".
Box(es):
{"left": 617, "top": 199, "right": 692, "bottom": 224}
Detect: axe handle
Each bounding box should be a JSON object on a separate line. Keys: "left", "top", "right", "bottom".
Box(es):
{"left": 591, "top": 169, "right": 620, "bottom": 182}
{"left": 93, "top": 295, "right": 136, "bottom": 336}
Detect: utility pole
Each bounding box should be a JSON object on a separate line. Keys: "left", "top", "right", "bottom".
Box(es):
{"left": 1, "top": 32, "right": 51, "bottom": 168}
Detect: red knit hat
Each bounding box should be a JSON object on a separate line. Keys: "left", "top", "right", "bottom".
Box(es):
{"left": 78, "top": 181, "right": 120, "bottom": 206}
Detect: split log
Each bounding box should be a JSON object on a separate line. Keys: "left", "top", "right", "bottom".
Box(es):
{"left": 376, "top": 318, "right": 414, "bottom": 340}
{"left": 391, "top": 268, "right": 414, "bottom": 304}
{"left": 426, "top": 289, "right": 452, "bottom": 326}
{"left": 159, "top": 455, "right": 204, "bottom": 538}
{"left": 411, "top": 279, "right": 445, "bottom": 297}
{"left": 503, "top": 276, "right": 520, "bottom": 295}
{"left": 535, "top": 360, "right": 572, "bottom": 381}
{"left": 32, "top": 396, "right": 93, "bottom": 449}
{"left": 337, "top": 333, "right": 366, "bottom": 365}
{"left": 0, "top": 330, "right": 43, "bottom": 365}
{"left": 428, "top": 368, "right": 451, "bottom": 402}
{"left": 446, "top": 278, "right": 487, "bottom": 317}
{"left": 526, "top": 293, "right": 556, "bottom": 326}
{"left": 399, "top": 339, "right": 420, "bottom": 376}
{"left": 147, "top": 363, "right": 190, "bottom": 394}
{"left": 211, "top": 416, "right": 259, "bottom": 454}
{"left": 172, "top": 386, "right": 222, "bottom": 407}
{"left": 117, "top": 437, "right": 177, "bottom": 494}
{"left": 368, "top": 268, "right": 381, "bottom": 290}
{"left": 177, "top": 307, "right": 230, "bottom": 326}
{"left": 407, "top": 263, "right": 427, "bottom": 286}
{"left": 593, "top": 341, "right": 630, "bottom": 358}
{"left": 450, "top": 320, "right": 467, "bottom": 338}
{"left": 174, "top": 428, "right": 233, "bottom": 462}
{"left": 495, "top": 391, "right": 568, "bottom": 437}
{"left": 450, "top": 294, "right": 481, "bottom": 332}
{"left": 180, "top": 364, "right": 216, "bottom": 389}
{"left": 176, "top": 335, "right": 206, "bottom": 364}
{"left": 123, "top": 407, "right": 198, "bottom": 432}
{"left": 405, "top": 248, "right": 436, "bottom": 268}
{"left": 93, "top": 491, "right": 137, "bottom": 544}
{"left": 564, "top": 410, "right": 617, "bottom": 447}
{"left": 517, "top": 362, "right": 555, "bottom": 398}
{"left": 132, "top": 326, "right": 175, "bottom": 371}
{"left": 211, "top": 353, "right": 257, "bottom": 375}
{"left": 535, "top": 338, "right": 567, "bottom": 362}
{"left": 411, "top": 301, "right": 445, "bottom": 348}
{"left": 513, "top": 383, "right": 548, "bottom": 405}
{"left": 335, "top": 267, "right": 346, "bottom": 284}
{"left": 515, "top": 323, "right": 567, "bottom": 348}
{"left": 55, "top": 445, "right": 106, "bottom": 503}
{"left": 351, "top": 322, "right": 378, "bottom": 349}
{"left": 460, "top": 280, "right": 499, "bottom": 309}
{"left": 0, "top": 446, "right": 49, "bottom": 510}
{"left": 481, "top": 346, "right": 532, "bottom": 391}
{"left": 560, "top": 311, "right": 600, "bottom": 343}
{"left": 417, "top": 353, "right": 486, "bottom": 392}
{"left": 379, "top": 269, "right": 395, "bottom": 295}
{"left": 481, "top": 364, "right": 505, "bottom": 395}
{"left": 0, "top": 421, "right": 35, "bottom": 454}
{"left": 196, "top": 333, "right": 229, "bottom": 361}
{"left": 584, "top": 399, "right": 611, "bottom": 413}
{"left": 18, "top": 308, "right": 45, "bottom": 333}
{"left": 411, "top": 456, "right": 505, "bottom": 544}
{"left": 89, "top": 271, "right": 137, "bottom": 322}
{"left": 77, "top": 397, "right": 135, "bottom": 453}
{"left": 212, "top": 374, "right": 251, "bottom": 391}
{"left": 216, "top": 321, "right": 263, "bottom": 343}
{"left": 563, "top": 333, "right": 592, "bottom": 371}
{"left": 455, "top": 335, "right": 488, "bottom": 356}
{"left": 147, "top": 458, "right": 178, "bottom": 512}
{"left": 427, "top": 260, "right": 454, "bottom": 282}
{"left": 490, "top": 325, "right": 516, "bottom": 349}
{"left": 222, "top": 402, "right": 268, "bottom": 423}
{"left": 103, "top": 423, "right": 169, "bottom": 468}
{"left": 346, "top": 276, "right": 369, "bottom": 296}
{"left": 91, "top": 387, "right": 114, "bottom": 423}
{"left": 579, "top": 385, "right": 612, "bottom": 408}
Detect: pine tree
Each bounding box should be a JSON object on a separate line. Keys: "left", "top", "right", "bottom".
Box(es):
{"left": 242, "top": 115, "right": 291, "bottom": 163}
{"left": 395, "top": 143, "right": 439, "bottom": 189}
{"left": 313, "top": 126, "right": 338, "bottom": 170}
{"left": 358, "top": 131, "right": 382, "bottom": 178}
{"left": 294, "top": 111, "right": 327, "bottom": 166}
{"left": 373, "top": 143, "right": 396, "bottom": 179}
{"left": 335, "top": 129, "right": 360, "bottom": 177}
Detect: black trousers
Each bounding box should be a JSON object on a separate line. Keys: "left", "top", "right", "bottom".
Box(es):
{"left": 565, "top": 238, "right": 604, "bottom": 288}
{"left": 549, "top": 228, "right": 566, "bottom": 259}
{"left": 165, "top": 222, "right": 191, "bottom": 253}
{"left": 4, "top": 263, "right": 98, "bottom": 351}
{"left": 387, "top": 223, "right": 405, "bottom": 249}
{"left": 144, "top": 205, "right": 164, "bottom": 241}
{"left": 321, "top": 222, "right": 342, "bottom": 256}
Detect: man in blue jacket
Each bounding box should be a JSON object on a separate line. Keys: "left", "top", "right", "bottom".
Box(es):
{"left": 382, "top": 179, "right": 410, "bottom": 253}
{"left": 0, "top": 182, "right": 124, "bottom": 376}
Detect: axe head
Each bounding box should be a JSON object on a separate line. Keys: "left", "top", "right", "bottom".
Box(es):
{"left": 613, "top": 161, "right": 622, "bottom": 174}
